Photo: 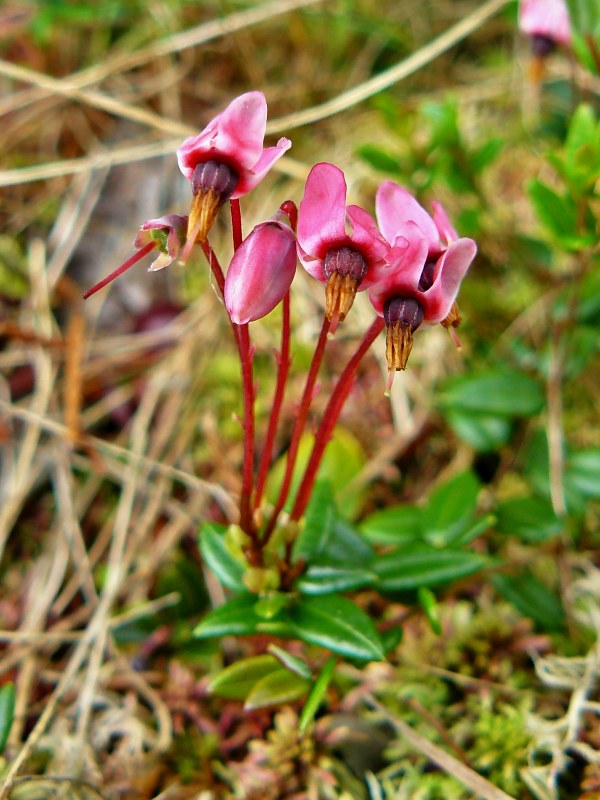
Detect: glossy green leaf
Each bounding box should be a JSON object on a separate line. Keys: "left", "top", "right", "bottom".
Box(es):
{"left": 289, "top": 594, "right": 385, "bottom": 662}
{"left": 267, "top": 644, "right": 313, "bottom": 680}
{"left": 193, "top": 594, "right": 262, "bottom": 639}
{"left": 199, "top": 523, "right": 245, "bottom": 592}
{"left": 207, "top": 655, "right": 280, "bottom": 700}
{"left": 308, "top": 517, "right": 374, "bottom": 568}
{"left": 0, "top": 682, "right": 15, "bottom": 753}
{"left": 244, "top": 669, "right": 311, "bottom": 710}
{"left": 445, "top": 409, "right": 512, "bottom": 451}
{"left": 373, "top": 545, "right": 488, "bottom": 591}
{"left": 566, "top": 449, "right": 600, "bottom": 499}
{"left": 493, "top": 573, "right": 565, "bottom": 631}
{"left": 440, "top": 369, "right": 544, "bottom": 418}
{"left": 360, "top": 504, "right": 423, "bottom": 546}
{"left": 422, "top": 471, "right": 480, "bottom": 547}
{"left": 296, "top": 565, "right": 377, "bottom": 595}
{"left": 293, "top": 480, "right": 337, "bottom": 564}
{"left": 299, "top": 656, "right": 336, "bottom": 733}
{"left": 496, "top": 496, "right": 562, "bottom": 543}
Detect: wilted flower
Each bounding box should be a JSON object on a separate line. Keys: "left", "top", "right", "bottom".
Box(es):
{"left": 297, "top": 162, "right": 389, "bottom": 328}
{"left": 177, "top": 92, "right": 292, "bottom": 245}
{"left": 519, "top": 0, "right": 571, "bottom": 55}
{"left": 83, "top": 214, "right": 188, "bottom": 299}
{"left": 369, "top": 181, "right": 476, "bottom": 377}
{"left": 224, "top": 210, "right": 297, "bottom": 324}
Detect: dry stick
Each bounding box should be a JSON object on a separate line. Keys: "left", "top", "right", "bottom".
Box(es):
{"left": 267, "top": 0, "right": 511, "bottom": 134}
{"left": 364, "top": 694, "right": 517, "bottom": 800}
{"left": 290, "top": 317, "right": 384, "bottom": 522}
{"left": 547, "top": 328, "right": 566, "bottom": 517}
{"left": 0, "top": 0, "right": 324, "bottom": 118}
{"left": 254, "top": 291, "right": 291, "bottom": 511}
{"left": 262, "top": 316, "right": 331, "bottom": 541}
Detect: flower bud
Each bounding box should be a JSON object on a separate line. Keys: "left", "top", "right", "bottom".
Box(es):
{"left": 224, "top": 217, "right": 297, "bottom": 324}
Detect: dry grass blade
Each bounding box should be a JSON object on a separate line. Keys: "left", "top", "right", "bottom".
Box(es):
{"left": 266, "top": 0, "right": 512, "bottom": 133}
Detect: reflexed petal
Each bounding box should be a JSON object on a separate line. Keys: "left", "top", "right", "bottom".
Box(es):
{"left": 519, "top": 0, "right": 571, "bottom": 44}
{"left": 431, "top": 201, "right": 458, "bottom": 245}
{"left": 346, "top": 204, "right": 390, "bottom": 287}
{"left": 368, "top": 228, "right": 429, "bottom": 316}
{"left": 297, "top": 163, "right": 348, "bottom": 259}
{"left": 234, "top": 138, "right": 292, "bottom": 197}
{"left": 421, "top": 238, "right": 477, "bottom": 322}
{"left": 376, "top": 181, "right": 439, "bottom": 246}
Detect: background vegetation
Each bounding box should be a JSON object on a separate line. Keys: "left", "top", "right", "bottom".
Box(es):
{"left": 0, "top": 0, "right": 599, "bottom": 798}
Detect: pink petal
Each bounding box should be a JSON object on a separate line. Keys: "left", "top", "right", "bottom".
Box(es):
{"left": 233, "top": 137, "right": 292, "bottom": 197}
{"left": 176, "top": 91, "right": 269, "bottom": 180}
{"left": 297, "top": 163, "right": 348, "bottom": 259}
{"left": 224, "top": 220, "right": 297, "bottom": 324}
{"left": 430, "top": 201, "right": 458, "bottom": 245}
{"left": 376, "top": 181, "right": 439, "bottom": 247}
{"left": 519, "top": 0, "right": 571, "bottom": 44}
{"left": 346, "top": 204, "right": 390, "bottom": 288}
{"left": 367, "top": 228, "right": 429, "bottom": 315}
{"left": 421, "top": 238, "right": 477, "bottom": 322}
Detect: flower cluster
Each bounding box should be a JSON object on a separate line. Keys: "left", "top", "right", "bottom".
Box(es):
{"left": 83, "top": 91, "right": 476, "bottom": 565}
{"left": 85, "top": 90, "right": 476, "bottom": 378}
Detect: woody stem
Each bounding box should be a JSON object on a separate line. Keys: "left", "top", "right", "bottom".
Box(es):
{"left": 290, "top": 316, "right": 385, "bottom": 522}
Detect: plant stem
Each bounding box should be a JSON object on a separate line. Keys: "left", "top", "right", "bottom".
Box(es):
{"left": 254, "top": 291, "right": 291, "bottom": 512}
{"left": 82, "top": 241, "right": 157, "bottom": 299}
{"left": 230, "top": 198, "right": 243, "bottom": 250}
{"left": 290, "top": 316, "right": 384, "bottom": 522}
{"left": 200, "top": 238, "right": 257, "bottom": 545}
{"left": 262, "top": 316, "right": 331, "bottom": 541}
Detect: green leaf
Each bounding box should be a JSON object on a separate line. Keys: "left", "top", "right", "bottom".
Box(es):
{"left": 289, "top": 594, "right": 385, "bottom": 662}
{"left": 440, "top": 368, "right": 544, "bottom": 417}
{"left": 373, "top": 545, "right": 488, "bottom": 591}
{"left": 207, "top": 655, "right": 280, "bottom": 700}
{"left": 244, "top": 669, "right": 311, "bottom": 710}
{"left": 199, "top": 523, "right": 245, "bottom": 592}
{"left": 565, "top": 0, "right": 600, "bottom": 38}
{"left": 566, "top": 449, "right": 600, "bottom": 499}
{"left": 528, "top": 180, "right": 594, "bottom": 249}
{"left": 422, "top": 471, "right": 480, "bottom": 547}
{"left": 444, "top": 410, "right": 512, "bottom": 451}
{"left": 471, "top": 138, "right": 504, "bottom": 173}
{"left": 299, "top": 656, "right": 336, "bottom": 733}
{"left": 193, "top": 594, "right": 262, "bottom": 639}
{"left": 492, "top": 573, "right": 565, "bottom": 631}
{"left": 496, "top": 496, "right": 562, "bottom": 543}
{"left": 360, "top": 504, "right": 423, "bottom": 545}
{"left": 296, "top": 565, "right": 376, "bottom": 595}
{"left": 0, "top": 683, "right": 15, "bottom": 753}
{"left": 267, "top": 644, "right": 313, "bottom": 680}
{"left": 293, "top": 480, "right": 337, "bottom": 563}
{"left": 309, "top": 517, "right": 374, "bottom": 568}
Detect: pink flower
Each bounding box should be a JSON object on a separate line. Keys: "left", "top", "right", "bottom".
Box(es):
{"left": 224, "top": 212, "right": 297, "bottom": 325}
{"left": 177, "top": 92, "right": 291, "bottom": 244}
{"left": 369, "top": 181, "right": 476, "bottom": 373}
{"left": 519, "top": 0, "right": 571, "bottom": 48}
{"left": 83, "top": 215, "right": 188, "bottom": 299}
{"left": 297, "top": 162, "right": 390, "bottom": 327}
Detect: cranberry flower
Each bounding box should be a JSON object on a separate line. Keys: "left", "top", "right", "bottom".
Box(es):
{"left": 177, "top": 92, "right": 292, "bottom": 245}
{"left": 297, "top": 162, "right": 389, "bottom": 328}
{"left": 519, "top": 0, "right": 571, "bottom": 56}
{"left": 224, "top": 210, "right": 297, "bottom": 325}
{"left": 82, "top": 215, "right": 188, "bottom": 299}
{"left": 369, "top": 181, "right": 476, "bottom": 376}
